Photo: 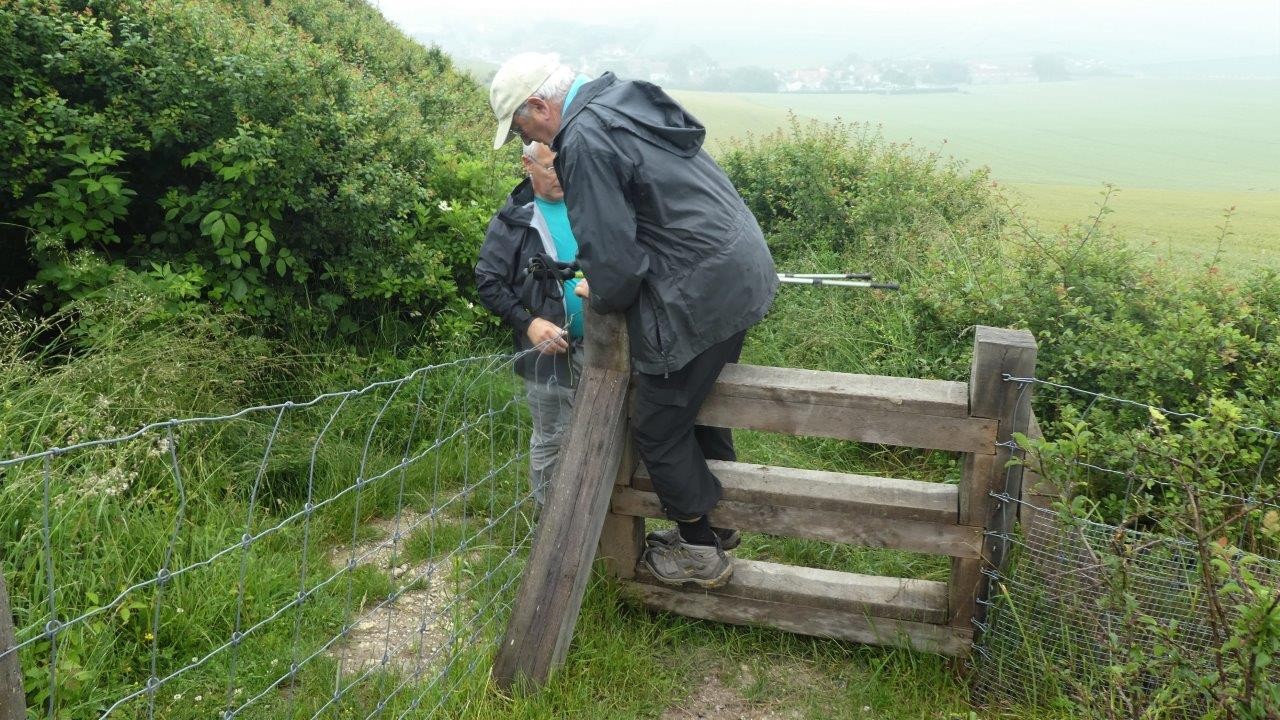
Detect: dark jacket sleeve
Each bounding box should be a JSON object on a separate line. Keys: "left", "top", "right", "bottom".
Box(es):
{"left": 558, "top": 123, "right": 649, "bottom": 315}
{"left": 475, "top": 214, "right": 534, "bottom": 334}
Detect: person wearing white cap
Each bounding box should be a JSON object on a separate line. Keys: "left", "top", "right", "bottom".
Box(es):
{"left": 490, "top": 53, "right": 778, "bottom": 588}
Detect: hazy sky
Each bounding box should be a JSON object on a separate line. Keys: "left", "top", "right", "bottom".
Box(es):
{"left": 373, "top": 0, "right": 1280, "bottom": 66}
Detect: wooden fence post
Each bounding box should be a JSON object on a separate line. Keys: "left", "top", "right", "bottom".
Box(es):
{"left": 949, "top": 326, "right": 1037, "bottom": 633}
{"left": 492, "top": 304, "right": 633, "bottom": 691}
{"left": 0, "top": 569, "right": 25, "bottom": 720}
{"left": 588, "top": 311, "right": 643, "bottom": 580}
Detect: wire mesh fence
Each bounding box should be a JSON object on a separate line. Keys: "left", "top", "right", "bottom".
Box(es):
{"left": 975, "top": 499, "right": 1280, "bottom": 716}
{"left": 0, "top": 346, "right": 569, "bottom": 719}
{"left": 974, "top": 374, "right": 1280, "bottom": 718}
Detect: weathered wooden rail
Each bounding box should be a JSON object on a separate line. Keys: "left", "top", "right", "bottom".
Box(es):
{"left": 493, "top": 307, "right": 1036, "bottom": 691}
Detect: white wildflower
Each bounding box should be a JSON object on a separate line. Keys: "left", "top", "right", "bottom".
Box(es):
{"left": 151, "top": 436, "right": 173, "bottom": 458}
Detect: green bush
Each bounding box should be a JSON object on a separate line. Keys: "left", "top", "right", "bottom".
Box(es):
{"left": 912, "top": 206, "right": 1279, "bottom": 517}
{"left": 723, "top": 115, "right": 1280, "bottom": 720}
{"left": 2, "top": 0, "right": 515, "bottom": 337}
{"left": 720, "top": 117, "right": 1000, "bottom": 270}
{"left": 725, "top": 122, "right": 1280, "bottom": 517}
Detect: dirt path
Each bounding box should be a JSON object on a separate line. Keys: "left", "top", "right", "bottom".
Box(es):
{"left": 660, "top": 657, "right": 830, "bottom": 720}
{"left": 325, "top": 510, "right": 463, "bottom": 675}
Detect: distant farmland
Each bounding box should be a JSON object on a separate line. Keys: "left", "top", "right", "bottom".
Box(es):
{"left": 675, "top": 77, "right": 1280, "bottom": 270}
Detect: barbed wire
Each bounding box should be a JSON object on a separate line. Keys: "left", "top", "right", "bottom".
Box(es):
{"left": 1000, "top": 445, "right": 1280, "bottom": 513}
{"left": 974, "top": 377, "right": 1032, "bottom": 640}
{"left": 993, "top": 372, "right": 1280, "bottom": 515}
{"left": 1004, "top": 374, "right": 1280, "bottom": 439}
{"left": 976, "top": 368, "right": 1279, "bottom": 716}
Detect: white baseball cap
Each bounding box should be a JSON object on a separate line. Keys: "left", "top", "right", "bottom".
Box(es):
{"left": 489, "top": 53, "right": 561, "bottom": 150}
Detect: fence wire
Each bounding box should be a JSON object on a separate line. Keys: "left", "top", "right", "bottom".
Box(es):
{"left": 0, "top": 344, "right": 575, "bottom": 719}
{"left": 975, "top": 374, "right": 1280, "bottom": 717}
{"left": 974, "top": 499, "right": 1280, "bottom": 716}
{"left": 1006, "top": 375, "right": 1280, "bottom": 441}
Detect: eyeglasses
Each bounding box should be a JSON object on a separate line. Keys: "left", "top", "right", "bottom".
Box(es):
{"left": 512, "top": 121, "right": 533, "bottom": 144}
{"left": 531, "top": 160, "right": 556, "bottom": 174}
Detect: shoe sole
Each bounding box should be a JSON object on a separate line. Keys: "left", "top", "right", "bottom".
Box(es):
{"left": 644, "top": 531, "right": 741, "bottom": 552}
{"left": 640, "top": 555, "right": 734, "bottom": 589}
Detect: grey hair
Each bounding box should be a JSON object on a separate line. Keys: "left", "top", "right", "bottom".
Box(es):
{"left": 532, "top": 66, "right": 575, "bottom": 102}
{"left": 521, "top": 141, "right": 547, "bottom": 161}
{"left": 515, "top": 65, "right": 575, "bottom": 119}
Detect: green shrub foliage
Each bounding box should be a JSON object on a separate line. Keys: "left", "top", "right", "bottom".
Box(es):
{"left": 2, "top": 12, "right": 1277, "bottom": 710}
{"left": 720, "top": 117, "right": 1000, "bottom": 269}
{"left": 2, "top": 0, "right": 514, "bottom": 334}
{"left": 722, "top": 121, "right": 1279, "bottom": 521}
{"left": 722, "top": 112, "right": 1279, "bottom": 720}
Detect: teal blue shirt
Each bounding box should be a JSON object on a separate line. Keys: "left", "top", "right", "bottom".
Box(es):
{"left": 538, "top": 74, "right": 591, "bottom": 340}
{"left": 535, "top": 197, "right": 584, "bottom": 339}
{"left": 563, "top": 74, "right": 591, "bottom": 116}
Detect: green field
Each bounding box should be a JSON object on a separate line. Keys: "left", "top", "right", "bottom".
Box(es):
{"left": 674, "top": 78, "right": 1280, "bottom": 270}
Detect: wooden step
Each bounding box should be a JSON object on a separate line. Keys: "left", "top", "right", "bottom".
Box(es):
{"left": 634, "top": 460, "right": 959, "bottom": 524}
{"left": 696, "top": 364, "right": 996, "bottom": 454}
{"left": 625, "top": 558, "right": 970, "bottom": 656}
{"left": 618, "top": 461, "right": 980, "bottom": 558}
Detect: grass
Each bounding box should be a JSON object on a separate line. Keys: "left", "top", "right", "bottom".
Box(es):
{"left": 0, "top": 287, "right": 545, "bottom": 719}
{"left": 0, "top": 285, "right": 1068, "bottom": 719}
{"left": 349, "top": 574, "right": 1002, "bottom": 720}
{"left": 673, "top": 77, "right": 1280, "bottom": 271}
{"left": 12, "top": 75, "right": 1275, "bottom": 717}
{"left": 998, "top": 183, "right": 1280, "bottom": 272}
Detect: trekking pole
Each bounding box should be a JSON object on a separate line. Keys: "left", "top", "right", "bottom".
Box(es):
{"left": 777, "top": 274, "right": 900, "bottom": 290}
{"left": 569, "top": 269, "right": 899, "bottom": 289}
{"left": 778, "top": 272, "right": 873, "bottom": 280}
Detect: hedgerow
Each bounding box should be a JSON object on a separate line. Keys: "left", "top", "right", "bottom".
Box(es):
{"left": 2, "top": 0, "right": 516, "bottom": 337}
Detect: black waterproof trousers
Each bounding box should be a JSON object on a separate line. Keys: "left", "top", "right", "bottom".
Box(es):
{"left": 631, "top": 330, "right": 746, "bottom": 520}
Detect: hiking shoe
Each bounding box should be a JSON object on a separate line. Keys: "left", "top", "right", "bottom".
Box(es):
{"left": 645, "top": 526, "right": 741, "bottom": 551}
{"left": 641, "top": 540, "right": 734, "bottom": 588}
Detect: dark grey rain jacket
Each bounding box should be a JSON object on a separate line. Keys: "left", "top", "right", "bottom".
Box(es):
{"left": 474, "top": 178, "right": 578, "bottom": 383}
{"left": 551, "top": 72, "right": 778, "bottom": 376}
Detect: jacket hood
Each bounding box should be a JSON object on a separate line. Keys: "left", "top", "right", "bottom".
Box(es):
{"left": 561, "top": 72, "right": 706, "bottom": 159}
{"left": 495, "top": 177, "right": 535, "bottom": 227}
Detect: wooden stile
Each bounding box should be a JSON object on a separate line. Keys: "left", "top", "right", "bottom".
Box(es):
{"left": 634, "top": 460, "right": 959, "bottom": 524}
{"left": 596, "top": 441, "right": 643, "bottom": 580}
{"left": 949, "top": 326, "right": 1037, "bottom": 630}
{"left": 585, "top": 309, "right": 645, "bottom": 581}
{"left": 702, "top": 363, "right": 996, "bottom": 453}
{"left": 581, "top": 308, "right": 628, "bottom": 374}
{"left": 497, "top": 318, "right": 1039, "bottom": 691}
{"left": 612, "top": 488, "right": 981, "bottom": 558}
{"left": 491, "top": 305, "right": 633, "bottom": 691}
{"left": 640, "top": 558, "right": 952, "bottom": 623}
{"left": 710, "top": 364, "right": 972, "bottom": 417}
{"left": 626, "top": 577, "right": 971, "bottom": 657}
